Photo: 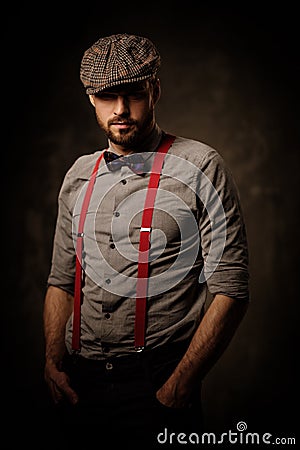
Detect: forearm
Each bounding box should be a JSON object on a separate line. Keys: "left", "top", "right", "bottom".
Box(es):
{"left": 157, "top": 294, "right": 249, "bottom": 407}
{"left": 43, "top": 285, "right": 74, "bottom": 367}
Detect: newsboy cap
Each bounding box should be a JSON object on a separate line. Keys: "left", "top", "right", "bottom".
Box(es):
{"left": 80, "top": 33, "right": 161, "bottom": 94}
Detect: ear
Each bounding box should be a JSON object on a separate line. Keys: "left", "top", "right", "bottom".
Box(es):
{"left": 89, "top": 95, "right": 96, "bottom": 107}
{"left": 152, "top": 78, "right": 161, "bottom": 104}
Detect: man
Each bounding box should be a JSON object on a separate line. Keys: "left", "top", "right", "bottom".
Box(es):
{"left": 43, "top": 33, "right": 249, "bottom": 448}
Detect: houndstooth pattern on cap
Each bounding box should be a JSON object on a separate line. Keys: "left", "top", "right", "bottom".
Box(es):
{"left": 80, "top": 33, "right": 161, "bottom": 94}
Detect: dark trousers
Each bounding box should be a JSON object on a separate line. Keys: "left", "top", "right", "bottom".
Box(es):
{"left": 55, "top": 342, "right": 203, "bottom": 449}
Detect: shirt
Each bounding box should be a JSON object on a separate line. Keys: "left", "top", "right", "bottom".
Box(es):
{"left": 47, "top": 125, "right": 249, "bottom": 359}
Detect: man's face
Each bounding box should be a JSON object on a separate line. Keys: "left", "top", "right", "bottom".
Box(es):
{"left": 89, "top": 80, "right": 160, "bottom": 148}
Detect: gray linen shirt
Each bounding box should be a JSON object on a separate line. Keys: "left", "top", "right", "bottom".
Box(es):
{"left": 48, "top": 126, "right": 249, "bottom": 359}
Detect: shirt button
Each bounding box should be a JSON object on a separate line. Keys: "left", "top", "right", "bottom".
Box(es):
{"left": 104, "top": 313, "right": 111, "bottom": 319}
{"left": 105, "top": 362, "right": 113, "bottom": 370}
{"left": 121, "top": 179, "right": 127, "bottom": 185}
{"left": 114, "top": 211, "right": 120, "bottom": 217}
{"left": 110, "top": 243, "right": 115, "bottom": 249}
{"left": 105, "top": 278, "right": 111, "bottom": 284}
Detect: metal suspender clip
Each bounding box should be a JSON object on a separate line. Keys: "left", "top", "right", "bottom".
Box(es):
{"left": 135, "top": 346, "right": 145, "bottom": 352}
{"left": 140, "top": 227, "right": 151, "bottom": 232}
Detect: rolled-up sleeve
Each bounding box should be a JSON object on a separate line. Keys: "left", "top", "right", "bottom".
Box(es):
{"left": 47, "top": 172, "right": 76, "bottom": 295}
{"left": 197, "top": 150, "right": 249, "bottom": 301}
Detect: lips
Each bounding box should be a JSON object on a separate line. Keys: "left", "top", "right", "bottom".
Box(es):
{"left": 109, "top": 117, "right": 136, "bottom": 126}
{"left": 111, "top": 122, "right": 131, "bottom": 129}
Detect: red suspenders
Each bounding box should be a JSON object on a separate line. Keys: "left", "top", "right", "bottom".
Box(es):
{"left": 72, "top": 133, "right": 175, "bottom": 352}
{"left": 72, "top": 153, "right": 104, "bottom": 351}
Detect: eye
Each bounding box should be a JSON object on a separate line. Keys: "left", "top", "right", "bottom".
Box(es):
{"left": 95, "top": 92, "right": 118, "bottom": 101}
{"left": 94, "top": 90, "right": 148, "bottom": 102}
{"left": 127, "top": 91, "right": 147, "bottom": 100}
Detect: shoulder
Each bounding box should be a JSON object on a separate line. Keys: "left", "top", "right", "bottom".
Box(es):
{"left": 58, "top": 149, "right": 103, "bottom": 200}
{"left": 170, "top": 135, "right": 223, "bottom": 167}
{"left": 66, "top": 150, "right": 103, "bottom": 181}
{"left": 167, "top": 135, "right": 238, "bottom": 192}
{"left": 168, "top": 135, "right": 228, "bottom": 176}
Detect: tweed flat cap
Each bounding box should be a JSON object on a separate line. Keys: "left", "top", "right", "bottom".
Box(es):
{"left": 80, "top": 33, "right": 161, "bottom": 94}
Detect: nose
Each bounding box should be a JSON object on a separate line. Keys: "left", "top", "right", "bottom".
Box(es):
{"left": 113, "top": 95, "right": 129, "bottom": 116}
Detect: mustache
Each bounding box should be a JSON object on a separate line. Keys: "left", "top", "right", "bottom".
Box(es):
{"left": 108, "top": 117, "right": 137, "bottom": 126}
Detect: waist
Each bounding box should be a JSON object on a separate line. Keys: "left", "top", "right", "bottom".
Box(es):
{"left": 63, "top": 340, "right": 190, "bottom": 376}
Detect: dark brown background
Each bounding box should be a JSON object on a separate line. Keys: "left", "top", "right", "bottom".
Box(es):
{"left": 4, "top": 3, "right": 299, "bottom": 447}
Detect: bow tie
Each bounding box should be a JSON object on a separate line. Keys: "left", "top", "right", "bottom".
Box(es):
{"left": 103, "top": 150, "right": 145, "bottom": 175}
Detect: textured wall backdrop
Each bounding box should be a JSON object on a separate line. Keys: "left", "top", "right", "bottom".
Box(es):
{"left": 5, "top": 4, "right": 299, "bottom": 447}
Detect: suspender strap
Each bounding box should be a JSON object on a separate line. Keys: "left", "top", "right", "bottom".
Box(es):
{"left": 72, "top": 133, "right": 175, "bottom": 352}
{"left": 135, "top": 133, "right": 175, "bottom": 350}
{"left": 72, "top": 153, "right": 104, "bottom": 351}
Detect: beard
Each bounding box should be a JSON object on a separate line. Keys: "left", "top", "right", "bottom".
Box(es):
{"left": 95, "top": 110, "right": 154, "bottom": 149}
